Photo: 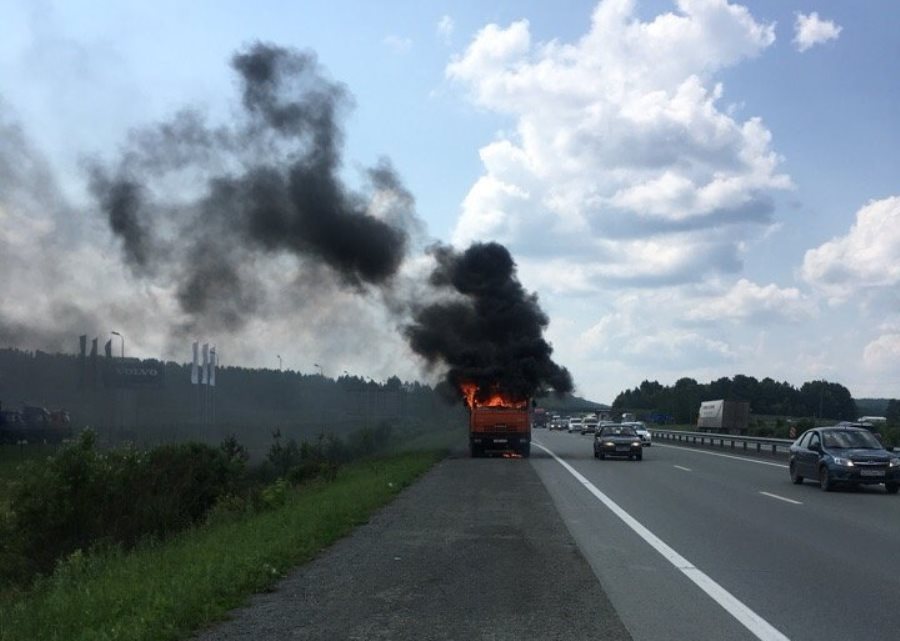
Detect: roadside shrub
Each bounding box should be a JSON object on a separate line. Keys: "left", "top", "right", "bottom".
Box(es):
{"left": 266, "top": 430, "right": 302, "bottom": 477}
{"left": 259, "top": 478, "right": 289, "bottom": 510}
{"left": 2, "top": 430, "right": 243, "bottom": 585}
{"left": 205, "top": 493, "right": 251, "bottom": 526}
{"left": 287, "top": 460, "right": 338, "bottom": 484}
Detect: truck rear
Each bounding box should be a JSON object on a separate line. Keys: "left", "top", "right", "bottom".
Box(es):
{"left": 469, "top": 405, "right": 531, "bottom": 458}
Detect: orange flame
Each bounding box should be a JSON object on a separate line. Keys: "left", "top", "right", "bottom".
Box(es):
{"left": 460, "top": 382, "right": 527, "bottom": 410}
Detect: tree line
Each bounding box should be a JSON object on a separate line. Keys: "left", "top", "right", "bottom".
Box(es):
{"left": 0, "top": 347, "right": 464, "bottom": 451}
{"left": 613, "top": 375, "right": 859, "bottom": 424}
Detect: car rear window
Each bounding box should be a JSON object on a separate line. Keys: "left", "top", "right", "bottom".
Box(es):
{"left": 603, "top": 427, "right": 636, "bottom": 436}
{"left": 823, "top": 430, "right": 880, "bottom": 449}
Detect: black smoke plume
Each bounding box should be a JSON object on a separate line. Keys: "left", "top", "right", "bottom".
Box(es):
{"left": 405, "top": 242, "right": 573, "bottom": 404}
{"left": 2, "top": 43, "right": 572, "bottom": 398}
{"left": 89, "top": 42, "right": 409, "bottom": 332}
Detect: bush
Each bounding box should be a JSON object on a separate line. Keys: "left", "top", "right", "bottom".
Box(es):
{"left": 1, "top": 424, "right": 400, "bottom": 588}
{"left": 1, "top": 431, "right": 243, "bottom": 585}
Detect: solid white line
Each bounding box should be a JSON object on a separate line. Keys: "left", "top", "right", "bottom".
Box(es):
{"left": 534, "top": 441, "right": 791, "bottom": 641}
{"left": 674, "top": 465, "right": 693, "bottom": 472}
{"left": 759, "top": 491, "right": 802, "bottom": 505}
{"left": 655, "top": 443, "right": 789, "bottom": 469}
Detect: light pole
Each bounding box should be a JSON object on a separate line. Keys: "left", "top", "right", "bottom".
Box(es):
{"left": 313, "top": 363, "right": 324, "bottom": 377}
{"left": 277, "top": 355, "right": 282, "bottom": 371}
{"left": 110, "top": 331, "right": 124, "bottom": 358}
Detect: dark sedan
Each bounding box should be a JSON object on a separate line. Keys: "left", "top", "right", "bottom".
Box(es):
{"left": 789, "top": 427, "right": 900, "bottom": 493}
{"left": 594, "top": 425, "right": 643, "bottom": 461}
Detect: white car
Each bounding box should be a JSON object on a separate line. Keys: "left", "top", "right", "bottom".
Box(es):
{"left": 623, "top": 421, "right": 652, "bottom": 446}
{"left": 567, "top": 417, "right": 583, "bottom": 433}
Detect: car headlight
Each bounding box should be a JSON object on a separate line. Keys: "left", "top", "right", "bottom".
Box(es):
{"left": 832, "top": 456, "right": 854, "bottom": 467}
{"left": 632, "top": 441, "right": 641, "bottom": 447}
{"left": 604, "top": 441, "right": 615, "bottom": 447}
{"left": 890, "top": 458, "right": 900, "bottom": 468}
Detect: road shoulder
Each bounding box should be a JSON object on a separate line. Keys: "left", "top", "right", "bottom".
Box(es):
{"left": 193, "top": 453, "right": 632, "bottom": 641}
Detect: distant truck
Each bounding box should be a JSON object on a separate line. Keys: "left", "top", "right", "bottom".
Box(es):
{"left": 697, "top": 400, "right": 750, "bottom": 434}
{"left": 469, "top": 404, "right": 531, "bottom": 458}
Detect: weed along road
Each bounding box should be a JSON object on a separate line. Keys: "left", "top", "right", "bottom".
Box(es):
{"left": 193, "top": 451, "right": 631, "bottom": 641}
{"left": 532, "top": 429, "right": 900, "bottom": 641}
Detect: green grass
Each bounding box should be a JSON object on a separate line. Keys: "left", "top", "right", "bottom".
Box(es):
{"left": 0, "top": 450, "right": 442, "bottom": 641}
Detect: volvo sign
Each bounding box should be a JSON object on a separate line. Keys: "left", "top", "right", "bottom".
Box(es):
{"left": 103, "top": 358, "right": 166, "bottom": 389}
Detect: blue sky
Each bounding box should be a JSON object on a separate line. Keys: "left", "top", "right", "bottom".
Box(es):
{"left": 2, "top": 0, "right": 899, "bottom": 403}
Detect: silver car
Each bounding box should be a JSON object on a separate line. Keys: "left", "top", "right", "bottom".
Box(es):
{"left": 623, "top": 421, "right": 652, "bottom": 446}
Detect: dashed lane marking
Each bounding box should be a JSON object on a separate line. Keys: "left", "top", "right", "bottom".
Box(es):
{"left": 759, "top": 491, "right": 802, "bottom": 505}
{"left": 535, "top": 440, "right": 791, "bottom": 641}
{"left": 655, "top": 443, "right": 789, "bottom": 469}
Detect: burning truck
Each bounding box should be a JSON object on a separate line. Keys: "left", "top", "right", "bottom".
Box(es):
{"left": 406, "top": 242, "right": 572, "bottom": 459}
{"left": 462, "top": 383, "right": 532, "bottom": 458}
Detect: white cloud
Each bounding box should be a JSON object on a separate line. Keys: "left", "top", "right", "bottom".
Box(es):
{"left": 684, "top": 278, "right": 813, "bottom": 322}
{"left": 579, "top": 306, "right": 735, "bottom": 370}
{"left": 801, "top": 196, "right": 900, "bottom": 300}
{"left": 383, "top": 35, "right": 413, "bottom": 55}
{"left": 793, "top": 12, "right": 842, "bottom": 52}
{"left": 447, "top": 0, "right": 789, "bottom": 287}
{"left": 863, "top": 334, "right": 900, "bottom": 372}
{"left": 437, "top": 15, "right": 455, "bottom": 44}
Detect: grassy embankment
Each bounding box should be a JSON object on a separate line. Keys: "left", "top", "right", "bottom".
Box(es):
{"left": 0, "top": 449, "right": 442, "bottom": 641}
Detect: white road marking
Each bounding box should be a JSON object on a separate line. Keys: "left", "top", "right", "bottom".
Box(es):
{"left": 759, "top": 491, "right": 802, "bottom": 505}
{"left": 674, "top": 465, "right": 693, "bottom": 472}
{"left": 655, "top": 443, "right": 789, "bottom": 469}
{"left": 534, "top": 441, "right": 791, "bottom": 641}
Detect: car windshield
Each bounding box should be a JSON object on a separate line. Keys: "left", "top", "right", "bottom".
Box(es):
{"left": 822, "top": 430, "right": 881, "bottom": 449}
{"left": 603, "top": 427, "right": 636, "bottom": 437}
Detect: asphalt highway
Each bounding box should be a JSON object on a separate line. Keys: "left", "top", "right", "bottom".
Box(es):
{"left": 532, "top": 429, "right": 900, "bottom": 641}
{"left": 194, "top": 451, "right": 632, "bottom": 641}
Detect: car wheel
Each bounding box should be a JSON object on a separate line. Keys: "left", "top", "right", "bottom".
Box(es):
{"left": 790, "top": 462, "right": 804, "bottom": 485}
{"left": 599, "top": 453, "right": 606, "bottom": 460}
{"left": 819, "top": 466, "right": 834, "bottom": 492}
{"left": 886, "top": 482, "right": 899, "bottom": 495}
{"left": 593, "top": 450, "right": 599, "bottom": 459}
{"left": 636, "top": 453, "right": 643, "bottom": 461}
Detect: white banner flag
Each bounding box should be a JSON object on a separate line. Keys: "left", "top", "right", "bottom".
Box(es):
{"left": 209, "top": 347, "right": 217, "bottom": 387}
{"left": 201, "top": 343, "right": 209, "bottom": 385}
{"left": 191, "top": 341, "right": 199, "bottom": 385}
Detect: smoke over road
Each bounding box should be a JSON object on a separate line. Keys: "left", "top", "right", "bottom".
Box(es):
{"left": 1, "top": 42, "right": 572, "bottom": 400}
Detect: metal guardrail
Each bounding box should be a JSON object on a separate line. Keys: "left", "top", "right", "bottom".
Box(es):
{"left": 649, "top": 429, "right": 794, "bottom": 455}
